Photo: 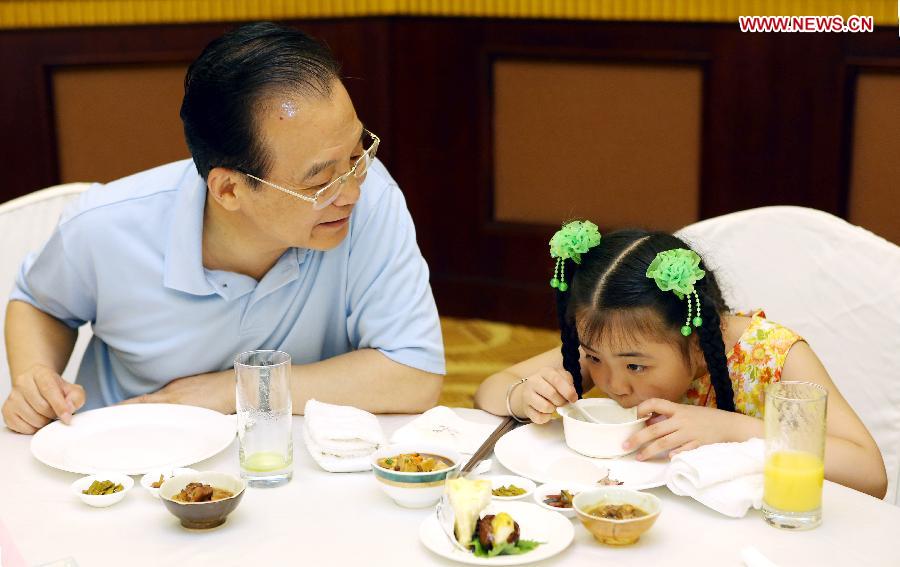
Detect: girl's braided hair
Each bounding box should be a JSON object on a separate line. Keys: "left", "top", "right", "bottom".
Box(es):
{"left": 555, "top": 229, "right": 735, "bottom": 411}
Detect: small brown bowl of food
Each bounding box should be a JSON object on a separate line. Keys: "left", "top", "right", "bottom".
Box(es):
{"left": 159, "top": 471, "right": 246, "bottom": 529}
{"left": 573, "top": 487, "right": 661, "bottom": 545}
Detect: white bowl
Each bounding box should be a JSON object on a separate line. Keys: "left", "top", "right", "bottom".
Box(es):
{"left": 557, "top": 399, "right": 649, "bottom": 458}
{"left": 70, "top": 473, "right": 134, "bottom": 508}
{"left": 480, "top": 474, "right": 536, "bottom": 500}
{"left": 371, "top": 443, "right": 462, "bottom": 508}
{"left": 140, "top": 468, "right": 199, "bottom": 498}
{"left": 533, "top": 482, "right": 592, "bottom": 518}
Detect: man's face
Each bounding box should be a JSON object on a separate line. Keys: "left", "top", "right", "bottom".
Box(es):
{"left": 236, "top": 80, "right": 365, "bottom": 251}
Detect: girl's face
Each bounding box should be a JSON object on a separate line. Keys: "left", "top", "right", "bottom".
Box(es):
{"left": 579, "top": 319, "right": 703, "bottom": 409}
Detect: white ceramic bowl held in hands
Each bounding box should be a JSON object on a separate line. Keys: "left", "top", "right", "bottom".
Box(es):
{"left": 556, "top": 399, "right": 649, "bottom": 458}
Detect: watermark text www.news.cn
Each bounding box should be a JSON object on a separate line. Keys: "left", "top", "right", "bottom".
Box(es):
{"left": 738, "top": 15, "right": 874, "bottom": 33}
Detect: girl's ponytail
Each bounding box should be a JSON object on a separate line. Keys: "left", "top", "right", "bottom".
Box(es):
{"left": 555, "top": 258, "right": 584, "bottom": 398}
{"left": 695, "top": 287, "right": 735, "bottom": 411}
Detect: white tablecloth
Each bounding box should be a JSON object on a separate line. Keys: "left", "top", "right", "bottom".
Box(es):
{"left": 2, "top": 409, "right": 899, "bottom": 566}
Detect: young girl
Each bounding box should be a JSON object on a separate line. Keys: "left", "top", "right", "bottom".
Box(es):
{"left": 475, "top": 222, "right": 887, "bottom": 498}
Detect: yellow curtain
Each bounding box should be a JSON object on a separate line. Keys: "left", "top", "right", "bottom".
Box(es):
{"left": 1, "top": 0, "right": 896, "bottom": 29}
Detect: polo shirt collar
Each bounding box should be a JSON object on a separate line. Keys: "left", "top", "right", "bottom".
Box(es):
{"left": 163, "top": 163, "right": 216, "bottom": 296}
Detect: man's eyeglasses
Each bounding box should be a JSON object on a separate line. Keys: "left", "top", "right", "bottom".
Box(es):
{"left": 241, "top": 129, "right": 380, "bottom": 210}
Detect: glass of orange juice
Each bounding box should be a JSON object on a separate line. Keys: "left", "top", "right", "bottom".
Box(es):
{"left": 762, "top": 381, "right": 827, "bottom": 530}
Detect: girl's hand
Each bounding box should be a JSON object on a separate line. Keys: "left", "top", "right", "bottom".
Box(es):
{"left": 513, "top": 368, "right": 579, "bottom": 424}
{"left": 623, "top": 398, "right": 760, "bottom": 460}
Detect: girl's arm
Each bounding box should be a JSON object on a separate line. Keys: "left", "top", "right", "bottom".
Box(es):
{"left": 629, "top": 340, "right": 887, "bottom": 499}
{"left": 474, "top": 348, "right": 592, "bottom": 421}
{"left": 780, "top": 341, "right": 887, "bottom": 499}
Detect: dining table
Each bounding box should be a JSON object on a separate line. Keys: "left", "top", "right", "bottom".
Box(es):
{"left": 1, "top": 408, "right": 898, "bottom": 566}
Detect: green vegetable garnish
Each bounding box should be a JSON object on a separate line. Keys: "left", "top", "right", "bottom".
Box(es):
{"left": 470, "top": 538, "right": 541, "bottom": 558}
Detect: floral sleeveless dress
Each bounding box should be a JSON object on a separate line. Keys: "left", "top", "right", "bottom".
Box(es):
{"left": 681, "top": 310, "right": 802, "bottom": 418}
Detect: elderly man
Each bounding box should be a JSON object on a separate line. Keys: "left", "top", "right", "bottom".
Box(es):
{"left": 2, "top": 22, "right": 444, "bottom": 434}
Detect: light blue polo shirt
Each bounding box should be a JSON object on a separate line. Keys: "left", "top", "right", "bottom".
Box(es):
{"left": 11, "top": 158, "right": 445, "bottom": 410}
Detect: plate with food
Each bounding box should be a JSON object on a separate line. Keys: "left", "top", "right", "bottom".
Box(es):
{"left": 532, "top": 482, "right": 593, "bottom": 518}
{"left": 420, "top": 477, "right": 574, "bottom": 565}
{"left": 493, "top": 420, "right": 668, "bottom": 490}
{"left": 31, "top": 403, "right": 235, "bottom": 475}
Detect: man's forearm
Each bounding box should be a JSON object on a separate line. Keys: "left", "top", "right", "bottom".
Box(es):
{"left": 289, "top": 349, "right": 443, "bottom": 414}
{"left": 149, "top": 348, "right": 443, "bottom": 415}
{"left": 5, "top": 300, "right": 77, "bottom": 379}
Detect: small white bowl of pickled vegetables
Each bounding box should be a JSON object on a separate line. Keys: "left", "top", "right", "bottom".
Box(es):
{"left": 71, "top": 473, "right": 134, "bottom": 508}
{"left": 371, "top": 443, "right": 461, "bottom": 508}
{"left": 482, "top": 474, "right": 536, "bottom": 501}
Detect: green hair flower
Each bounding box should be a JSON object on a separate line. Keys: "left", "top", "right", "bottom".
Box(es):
{"left": 549, "top": 221, "right": 601, "bottom": 264}
{"left": 549, "top": 220, "right": 601, "bottom": 291}
{"left": 645, "top": 249, "right": 705, "bottom": 300}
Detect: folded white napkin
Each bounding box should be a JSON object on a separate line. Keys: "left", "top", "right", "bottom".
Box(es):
{"left": 303, "top": 399, "right": 385, "bottom": 473}
{"left": 665, "top": 438, "right": 765, "bottom": 518}
{"left": 390, "top": 406, "right": 497, "bottom": 455}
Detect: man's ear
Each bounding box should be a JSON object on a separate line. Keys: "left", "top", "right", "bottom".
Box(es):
{"left": 207, "top": 167, "right": 243, "bottom": 212}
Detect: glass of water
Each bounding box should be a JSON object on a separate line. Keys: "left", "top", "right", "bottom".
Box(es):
{"left": 235, "top": 350, "right": 293, "bottom": 487}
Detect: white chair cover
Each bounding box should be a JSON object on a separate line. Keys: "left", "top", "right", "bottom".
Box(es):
{"left": 677, "top": 206, "right": 900, "bottom": 504}
{"left": 0, "top": 183, "right": 94, "bottom": 424}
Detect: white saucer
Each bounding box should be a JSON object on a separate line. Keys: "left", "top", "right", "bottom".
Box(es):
{"left": 494, "top": 420, "right": 668, "bottom": 490}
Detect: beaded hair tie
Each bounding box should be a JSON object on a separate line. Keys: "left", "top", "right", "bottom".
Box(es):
{"left": 645, "top": 248, "right": 706, "bottom": 336}
{"left": 549, "top": 220, "right": 602, "bottom": 292}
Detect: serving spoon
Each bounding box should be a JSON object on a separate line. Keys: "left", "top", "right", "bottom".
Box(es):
{"left": 562, "top": 402, "right": 604, "bottom": 424}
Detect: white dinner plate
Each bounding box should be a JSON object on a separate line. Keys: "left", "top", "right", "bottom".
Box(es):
{"left": 420, "top": 500, "right": 573, "bottom": 565}
{"left": 494, "top": 420, "right": 668, "bottom": 490}
{"left": 31, "top": 404, "right": 236, "bottom": 475}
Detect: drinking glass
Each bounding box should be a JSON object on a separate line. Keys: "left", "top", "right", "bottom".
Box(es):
{"left": 762, "top": 381, "right": 827, "bottom": 530}
{"left": 235, "top": 350, "right": 293, "bottom": 487}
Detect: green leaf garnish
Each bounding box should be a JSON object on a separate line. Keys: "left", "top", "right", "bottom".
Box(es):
{"left": 469, "top": 538, "right": 542, "bottom": 558}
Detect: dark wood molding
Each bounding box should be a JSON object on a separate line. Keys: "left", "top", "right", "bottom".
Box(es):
{"left": 2, "top": 18, "right": 900, "bottom": 327}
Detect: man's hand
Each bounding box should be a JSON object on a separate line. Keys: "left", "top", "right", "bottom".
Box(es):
{"left": 2, "top": 363, "right": 85, "bottom": 434}
{"left": 623, "top": 398, "right": 760, "bottom": 460}
{"left": 120, "top": 371, "right": 235, "bottom": 414}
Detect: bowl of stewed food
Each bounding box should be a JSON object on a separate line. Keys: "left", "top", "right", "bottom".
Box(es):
{"left": 371, "top": 444, "right": 461, "bottom": 508}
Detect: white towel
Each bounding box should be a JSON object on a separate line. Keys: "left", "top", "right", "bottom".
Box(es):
{"left": 665, "top": 438, "right": 765, "bottom": 518}
{"left": 303, "top": 399, "right": 385, "bottom": 472}
{"left": 390, "top": 406, "right": 497, "bottom": 455}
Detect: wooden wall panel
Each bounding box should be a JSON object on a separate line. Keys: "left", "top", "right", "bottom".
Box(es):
{"left": 493, "top": 60, "right": 701, "bottom": 231}
{"left": 1, "top": 18, "right": 899, "bottom": 327}
{"left": 848, "top": 71, "right": 900, "bottom": 245}
{"left": 53, "top": 64, "right": 189, "bottom": 183}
